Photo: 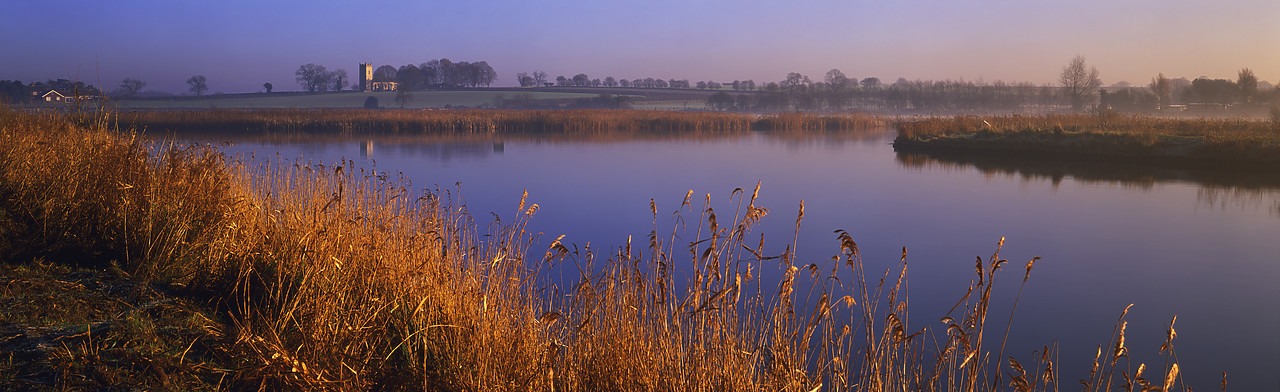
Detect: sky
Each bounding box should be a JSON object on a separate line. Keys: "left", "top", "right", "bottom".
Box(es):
{"left": 3, "top": 0, "right": 1277, "bottom": 94}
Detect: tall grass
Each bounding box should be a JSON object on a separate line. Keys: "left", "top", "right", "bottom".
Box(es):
{"left": 0, "top": 108, "right": 1198, "bottom": 391}
{"left": 119, "top": 109, "right": 885, "bottom": 135}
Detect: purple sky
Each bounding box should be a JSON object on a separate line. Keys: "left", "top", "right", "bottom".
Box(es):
{"left": 4, "top": 0, "right": 1277, "bottom": 94}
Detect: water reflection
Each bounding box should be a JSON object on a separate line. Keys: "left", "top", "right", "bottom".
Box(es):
{"left": 896, "top": 151, "right": 1280, "bottom": 215}
{"left": 168, "top": 128, "right": 1279, "bottom": 391}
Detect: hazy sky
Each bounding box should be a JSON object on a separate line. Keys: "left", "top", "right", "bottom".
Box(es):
{"left": 4, "top": 0, "right": 1276, "bottom": 94}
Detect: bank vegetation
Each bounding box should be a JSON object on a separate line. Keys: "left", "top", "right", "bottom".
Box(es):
{"left": 0, "top": 108, "right": 1197, "bottom": 391}
{"left": 895, "top": 114, "right": 1280, "bottom": 168}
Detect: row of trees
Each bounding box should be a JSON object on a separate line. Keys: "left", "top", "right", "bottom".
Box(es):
{"left": 1102, "top": 68, "right": 1267, "bottom": 112}
{"left": 704, "top": 77, "right": 1066, "bottom": 112}
{"left": 515, "top": 71, "right": 760, "bottom": 91}
{"left": 378, "top": 59, "right": 497, "bottom": 90}
{"left": 294, "top": 64, "right": 349, "bottom": 93}
{"left": 700, "top": 57, "right": 1276, "bottom": 113}
{"left": 0, "top": 79, "right": 106, "bottom": 103}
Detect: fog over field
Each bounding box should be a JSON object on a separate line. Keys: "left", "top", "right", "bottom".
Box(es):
{"left": 2, "top": 0, "right": 1276, "bottom": 94}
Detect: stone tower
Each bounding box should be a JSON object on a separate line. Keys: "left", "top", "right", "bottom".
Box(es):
{"left": 359, "top": 63, "right": 373, "bottom": 92}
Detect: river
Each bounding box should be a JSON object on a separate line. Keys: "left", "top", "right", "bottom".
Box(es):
{"left": 182, "top": 128, "right": 1280, "bottom": 391}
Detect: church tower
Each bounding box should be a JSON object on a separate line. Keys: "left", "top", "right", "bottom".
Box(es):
{"left": 359, "top": 63, "right": 373, "bottom": 92}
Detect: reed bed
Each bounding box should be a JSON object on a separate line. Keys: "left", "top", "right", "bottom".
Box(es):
{"left": 118, "top": 109, "right": 885, "bottom": 136}
{"left": 894, "top": 114, "right": 1280, "bottom": 164}
{"left": 0, "top": 108, "right": 1197, "bottom": 391}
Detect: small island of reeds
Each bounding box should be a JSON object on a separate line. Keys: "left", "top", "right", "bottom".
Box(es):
{"left": 894, "top": 114, "right": 1280, "bottom": 169}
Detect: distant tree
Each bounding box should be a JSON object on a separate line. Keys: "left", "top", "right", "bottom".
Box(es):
{"left": 373, "top": 65, "right": 397, "bottom": 83}
{"left": 532, "top": 71, "right": 548, "bottom": 86}
{"left": 1149, "top": 73, "right": 1170, "bottom": 108}
{"left": 556, "top": 76, "right": 568, "bottom": 86}
{"left": 784, "top": 72, "right": 806, "bottom": 87}
{"left": 824, "top": 69, "right": 849, "bottom": 89}
{"left": 572, "top": 73, "right": 589, "bottom": 87}
{"left": 860, "top": 77, "right": 881, "bottom": 88}
{"left": 436, "top": 59, "right": 456, "bottom": 87}
{"left": 517, "top": 72, "right": 533, "bottom": 87}
{"left": 295, "top": 63, "right": 332, "bottom": 93}
{"left": 1189, "top": 77, "right": 1238, "bottom": 105}
{"left": 263, "top": 82, "right": 273, "bottom": 93}
{"left": 0, "top": 80, "right": 28, "bottom": 104}
{"left": 394, "top": 84, "right": 413, "bottom": 108}
{"left": 707, "top": 91, "right": 734, "bottom": 111}
{"left": 604, "top": 76, "right": 617, "bottom": 88}
{"left": 731, "top": 80, "right": 741, "bottom": 90}
{"left": 591, "top": 79, "right": 601, "bottom": 87}
{"left": 696, "top": 81, "right": 707, "bottom": 89}
{"left": 117, "top": 77, "right": 146, "bottom": 97}
{"left": 475, "top": 61, "right": 497, "bottom": 87}
{"left": 1238, "top": 68, "right": 1258, "bottom": 104}
{"left": 396, "top": 64, "right": 423, "bottom": 90}
{"left": 330, "top": 69, "right": 348, "bottom": 91}
{"left": 363, "top": 96, "right": 379, "bottom": 109}
{"left": 707, "top": 81, "right": 721, "bottom": 90}
{"left": 744, "top": 80, "right": 756, "bottom": 90}
{"left": 619, "top": 78, "right": 630, "bottom": 88}
{"left": 1059, "top": 55, "right": 1101, "bottom": 109}
{"left": 186, "top": 75, "right": 208, "bottom": 96}
{"left": 420, "top": 60, "right": 441, "bottom": 86}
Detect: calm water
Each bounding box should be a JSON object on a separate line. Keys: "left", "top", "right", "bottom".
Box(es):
{"left": 186, "top": 129, "right": 1280, "bottom": 390}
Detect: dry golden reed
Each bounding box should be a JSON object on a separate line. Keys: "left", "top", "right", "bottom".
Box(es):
{"left": 0, "top": 107, "right": 1202, "bottom": 391}
{"left": 119, "top": 109, "right": 885, "bottom": 136}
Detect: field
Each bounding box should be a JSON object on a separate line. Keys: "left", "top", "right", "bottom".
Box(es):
{"left": 0, "top": 108, "right": 1195, "bottom": 391}
{"left": 894, "top": 114, "right": 1280, "bottom": 167}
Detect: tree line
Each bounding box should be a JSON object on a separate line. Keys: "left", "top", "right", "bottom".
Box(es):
{"left": 377, "top": 59, "right": 497, "bottom": 90}
{"left": 702, "top": 58, "right": 1278, "bottom": 113}
{"left": 515, "top": 70, "right": 757, "bottom": 91}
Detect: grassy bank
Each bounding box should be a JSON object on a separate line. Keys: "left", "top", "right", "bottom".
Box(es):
{"left": 110, "top": 90, "right": 615, "bottom": 110}
{"left": 894, "top": 114, "right": 1280, "bottom": 168}
{"left": 116, "top": 109, "right": 885, "bottom": 135}
{"left": 1, "top": 108, "right": 1195, "bottom": 391}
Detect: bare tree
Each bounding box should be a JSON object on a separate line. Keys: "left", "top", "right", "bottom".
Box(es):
{"left": 1238, "top": 68, "right": 1258, "bottom": 104}
{"left": 330, "top": 69, "right": 348, "bottom": 91}
{"left": 295, "top": 63, "right": 331, "bottom": 93}
{"left": 532, "top": 71, "right": 548, "bottom": 86}
{"left": 397, "top": 64, "right": 423, "bottom": 90}
{"left": 1149, "top": 73, "right": 1170, "bottom": 108}
{"left": 374, "top": 65, "right": 398, "bottom": 83}
{"left": 394, "top": 83, "right": 413, "bottom": 108}
{"left": 117, "top": 77, "right": 146, "bottom": 97}
{"left": 186, "top": 75, "right": 208, "bottom": 96}
{"left": 824, "top": 69, "right": 849, "bottom": 89}
{"left": 1059, "top": 55, "right": 1101, "bottom": 109}
{"left": 604, "top": 76, "right": 617, "bottom": 88}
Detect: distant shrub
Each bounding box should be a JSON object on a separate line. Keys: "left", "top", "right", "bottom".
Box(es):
{"left": 362, "top": 96, "right": 379, "bottom": 109}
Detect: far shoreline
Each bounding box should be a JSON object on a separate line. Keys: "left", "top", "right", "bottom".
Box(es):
{"left": 893, "top": 114, "right": 1280, "bottom": 172}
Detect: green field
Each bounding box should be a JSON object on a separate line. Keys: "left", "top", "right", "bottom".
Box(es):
{"left": 111, "top": 90, "right": 620, "bottom": 110}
